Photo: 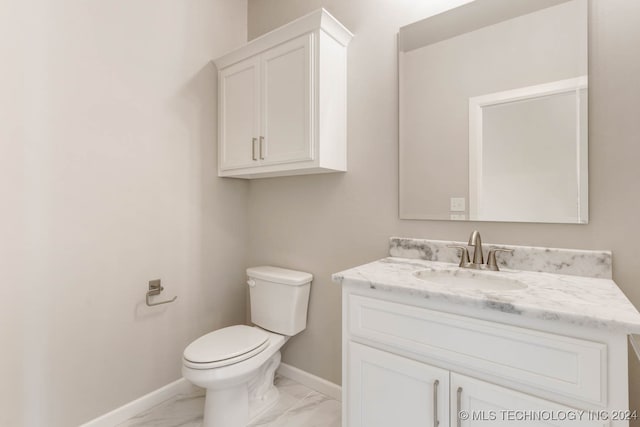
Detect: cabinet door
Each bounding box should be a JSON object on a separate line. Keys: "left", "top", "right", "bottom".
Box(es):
{"left": 451, "top": 373, "right": 608, "bottom": 427}
{"left": 348, "top": 342, "right": 449, "bottom": 427}
{"left": 219, "top": 56, "right": 261, "bottom": 171}
{"left": 260, "top": 33, "right": 314, "bottom": 165}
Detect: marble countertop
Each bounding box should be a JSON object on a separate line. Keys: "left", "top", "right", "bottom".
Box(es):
{"left": 332, "top": 256, "right": 640, "bottom": 334}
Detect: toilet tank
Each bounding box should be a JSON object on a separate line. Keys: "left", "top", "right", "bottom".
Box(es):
{"left": 246, "top": 266, "right": 312, "bottom": 336}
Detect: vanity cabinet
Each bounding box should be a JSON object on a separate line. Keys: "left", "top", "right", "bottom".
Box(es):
{"left": 214, "top": 9, "right": 352, "bottom": 179}
{"left": 348, "top": 342, "right": 606, "bottom": 427}
{"left": 343, "top": 288, "right": 628, "bottom": 427}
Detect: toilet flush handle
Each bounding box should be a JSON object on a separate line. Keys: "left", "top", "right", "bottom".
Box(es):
{"left": 247, "top": 279, "right": 256, "bottom": 288}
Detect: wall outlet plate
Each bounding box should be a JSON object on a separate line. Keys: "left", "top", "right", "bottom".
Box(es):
{"left": 450, "top": 197, "right": 466, "bottom": 212}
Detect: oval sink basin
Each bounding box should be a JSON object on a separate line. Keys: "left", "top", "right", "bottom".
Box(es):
{"left": 413, "top": 268, "right": 527, "bottom": 291}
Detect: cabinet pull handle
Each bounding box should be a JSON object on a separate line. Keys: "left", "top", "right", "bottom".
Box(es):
{"left": 456, "top": 387, "right": 463, "bottom": 427}
{"left": 433, "top": 379, "right": 439, "bottom": 427}
{"left": 259, "top": 136, "right": 265, "bottom": 160}
{"left": 252, "top": 138, "right": 258, "bottom": 161}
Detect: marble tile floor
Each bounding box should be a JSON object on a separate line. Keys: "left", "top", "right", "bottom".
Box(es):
{"left": 117, "top": 375, "right": 341, "bottom": 427}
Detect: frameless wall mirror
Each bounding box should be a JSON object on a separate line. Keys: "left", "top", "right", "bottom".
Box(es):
{"left": 399, "top": 0, "right": 588, "bottom": 223}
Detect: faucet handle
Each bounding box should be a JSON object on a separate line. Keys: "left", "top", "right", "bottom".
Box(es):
{"left": 486, "top": 248, "right": 514, "bottom": 271}
{"left": 448, "top": 245, "right": 470, "bottom": 267}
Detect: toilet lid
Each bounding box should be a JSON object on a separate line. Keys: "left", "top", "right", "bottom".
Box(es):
{"left": 183, "top": 325, "right": 269, "bottom": 364}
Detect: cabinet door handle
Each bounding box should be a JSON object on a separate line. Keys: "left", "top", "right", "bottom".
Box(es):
{"left": 456, "top": 387, "right": 463, "bottom": 427}
{"left": 433, "top": 379, "right": 439, "bottom": 427}
{"left": 259, "top": 136, "right": 265, "bottom": 160}
{"left": 252, "top": 138, "right": 258, "bottom": 161}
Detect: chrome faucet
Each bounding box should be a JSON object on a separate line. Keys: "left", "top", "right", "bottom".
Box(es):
{"left": 448, "top": 231, "right": 513, "bottom": 271}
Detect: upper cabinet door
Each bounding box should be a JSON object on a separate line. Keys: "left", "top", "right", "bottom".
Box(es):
{"left": 260, "top": 33, "right": 314, "bottom": 165}
{"left": 219, "top": 56, "right": 261, "bottom": 171}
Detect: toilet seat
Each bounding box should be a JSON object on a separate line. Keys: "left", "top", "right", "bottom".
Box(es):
{"left": 184, "top": 325, "right": 270, "bottom": 370}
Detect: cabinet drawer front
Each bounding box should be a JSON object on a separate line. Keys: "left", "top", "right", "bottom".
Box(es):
{"left": 348, "top": 294, "right": 606, "bottom": 405}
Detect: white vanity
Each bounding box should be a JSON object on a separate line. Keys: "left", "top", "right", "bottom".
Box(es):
{"left": 333, "top": 237, "right": 640, "bottom": 427}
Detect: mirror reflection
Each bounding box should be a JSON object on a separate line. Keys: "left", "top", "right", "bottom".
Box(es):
{"left": 399, "top": 0, "right": 588, "bottom": 223}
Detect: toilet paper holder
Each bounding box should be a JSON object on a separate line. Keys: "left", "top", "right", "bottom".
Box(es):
{"left": 146, "top": 279, "right": 177, "bottom": 307}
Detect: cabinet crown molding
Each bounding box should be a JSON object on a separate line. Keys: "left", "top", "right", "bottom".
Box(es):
{"left": 214, "top": 8, "right": 353, "bottom": 70}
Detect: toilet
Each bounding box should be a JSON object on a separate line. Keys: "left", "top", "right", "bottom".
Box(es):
{"left": 182, "top": 266, "right": 312, "bottom": 427}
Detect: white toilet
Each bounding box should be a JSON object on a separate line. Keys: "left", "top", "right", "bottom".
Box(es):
{"left": 182, "top": 266, "right": 312, "bottom": 427}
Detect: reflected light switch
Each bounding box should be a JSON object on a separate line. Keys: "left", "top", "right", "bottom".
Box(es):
{"left": 450, "top": 197, "right": 466, "bottom": 212}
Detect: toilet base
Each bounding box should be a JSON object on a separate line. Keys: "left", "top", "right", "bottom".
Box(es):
{"left": 201, "top": 351, "right": 282, "bottom": 427}
{"left": 204, "top": 385, "right": 248, "bottom": 427}
{"left": 248, "top": 351, "right": 281, "bottom": 421}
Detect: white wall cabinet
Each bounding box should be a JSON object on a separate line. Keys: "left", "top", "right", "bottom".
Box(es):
{"left": 215, "top": 9, "right": 352, "bottom": 179}
{"left": 343, "top": 288, "right": 630, "bottom": 426}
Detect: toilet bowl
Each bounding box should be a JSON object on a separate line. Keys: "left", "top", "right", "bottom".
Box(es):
{"left": 182, "top": 266, "right": 312, "bottom": 427}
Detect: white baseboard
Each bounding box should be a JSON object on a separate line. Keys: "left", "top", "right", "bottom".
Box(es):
{"left": 79, "top": 378, "right": 195, "bottom": 427}
{"left": 277, "top": 363, "right": 342, "bottom": 401}
{"left": 80, "top": 364, "right": 340, "bottom": 427}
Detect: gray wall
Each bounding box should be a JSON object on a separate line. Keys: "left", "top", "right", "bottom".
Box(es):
{"left": 0, "top": 1, "right": 248, "bottom": 425}
{"left": 247, "top": 0, "right": 640, "bottom": 419}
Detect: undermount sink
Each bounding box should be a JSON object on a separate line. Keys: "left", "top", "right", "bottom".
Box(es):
{"left": 413, "top": 268, "right": 527, "bottom": 291}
